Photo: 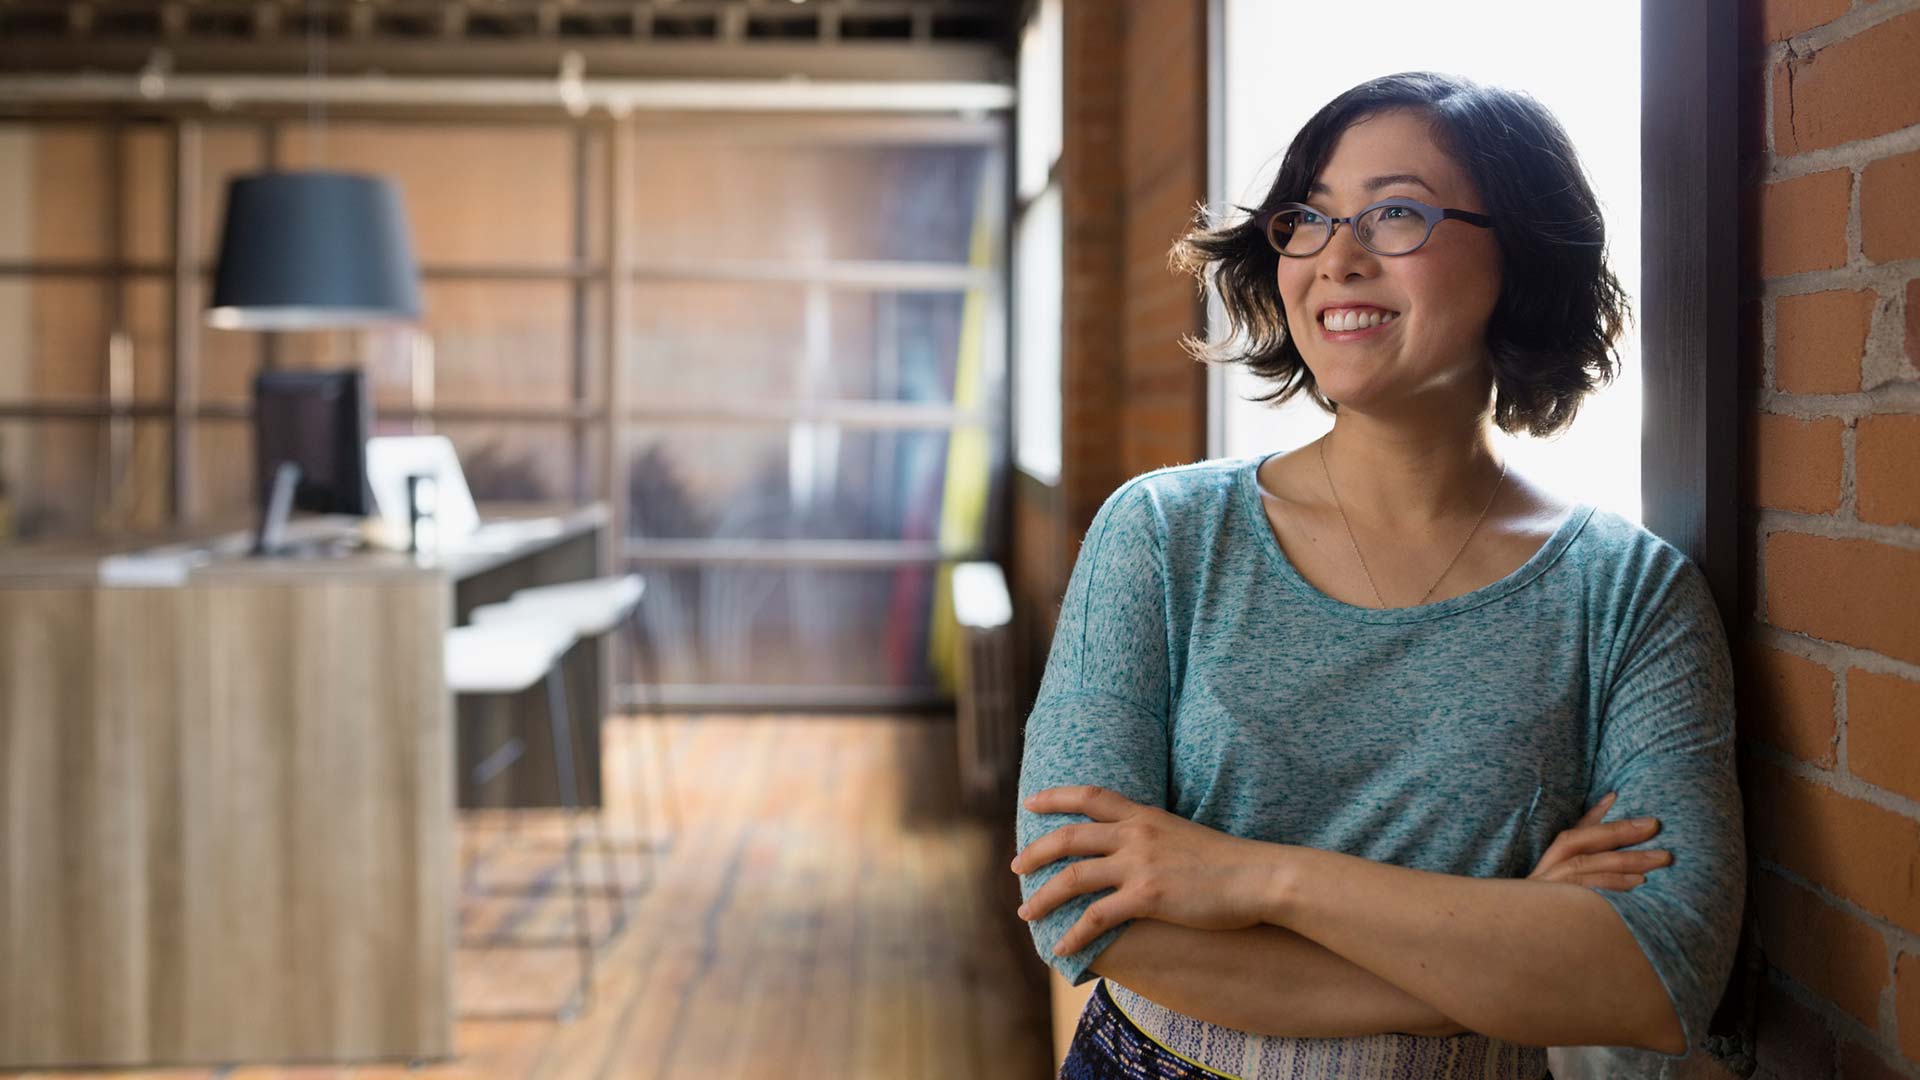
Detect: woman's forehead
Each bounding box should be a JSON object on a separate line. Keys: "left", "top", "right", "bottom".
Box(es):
{"left": 1310, "top": 112, "right": 1468, "bottom": 199}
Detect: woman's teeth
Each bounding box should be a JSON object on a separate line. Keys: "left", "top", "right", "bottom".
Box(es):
{"left": 1320, "top": 309, "right": 1400, "bottom": 332}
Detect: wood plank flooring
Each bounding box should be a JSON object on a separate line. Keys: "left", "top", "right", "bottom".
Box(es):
{"left": 4, "top": 714, "right": 1052, "bottom": 1080}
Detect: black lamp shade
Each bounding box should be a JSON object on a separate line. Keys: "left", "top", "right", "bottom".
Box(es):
{"left": 208, "top": 171, "right": 421, "bottom": 330}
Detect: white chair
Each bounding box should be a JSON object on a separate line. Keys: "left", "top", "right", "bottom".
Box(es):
{"left": 497, "top": 573, "right": 680, "bottom": 850}
{"left": 445, "top": 616, "right": 597, "bottom": 1021}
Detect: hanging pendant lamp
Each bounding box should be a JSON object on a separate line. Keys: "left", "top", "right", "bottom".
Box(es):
{"left": 207, "top": 170, "right": 421, "bottom": 330}
{"left": 206, "top": 0, "right": 419, "bottom": 331}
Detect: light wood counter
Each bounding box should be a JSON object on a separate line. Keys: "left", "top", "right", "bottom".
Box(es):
{"left": 0, "top": 504, "right": 610, "bottom": 1069}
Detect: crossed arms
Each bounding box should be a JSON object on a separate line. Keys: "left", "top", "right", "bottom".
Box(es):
{"left": 1084, "top": 859, "right": 1682, "bottom": 1051}
{"left": 1016, "top": 786, "right": 1686, "bottom": 1052}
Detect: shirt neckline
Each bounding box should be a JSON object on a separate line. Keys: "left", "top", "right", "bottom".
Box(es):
{"left": 1240, "top": 450, "right": 1596, "bottom": 624}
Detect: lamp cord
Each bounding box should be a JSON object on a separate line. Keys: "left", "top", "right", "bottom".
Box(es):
{"left": 306, "top": 0, "right": 325, "bottom": 166}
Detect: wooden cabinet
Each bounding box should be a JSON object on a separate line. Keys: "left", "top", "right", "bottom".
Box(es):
{"left": 0, "top": 504, "right": 608, "bottom": 1068}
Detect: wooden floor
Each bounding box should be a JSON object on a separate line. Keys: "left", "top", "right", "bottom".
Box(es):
{"left": 4, "top": 715, "right": 1052, "bottom": 1080}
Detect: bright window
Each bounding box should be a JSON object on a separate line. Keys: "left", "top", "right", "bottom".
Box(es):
{"left": 1013, "top": 0, "right": 1064, "bottom": 484}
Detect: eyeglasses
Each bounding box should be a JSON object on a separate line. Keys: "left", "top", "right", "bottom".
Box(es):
{"left": 1256, "top": 197, "right": 1494, "bottom": 258}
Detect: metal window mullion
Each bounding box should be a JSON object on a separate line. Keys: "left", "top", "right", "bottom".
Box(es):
{"left": 188, "top": 401, "right": 595, "bottom": 422}
{"left": 105, "top": 116, "right": 128, "bottom": 512}
{"left": 602, "top": 111, "right": 631, "bottom": 569}
{"left": 418, "top": 264, "right": 602, "bottom": 280}
{"left": 0, "top": 402, "right": 175, "bottom": 420}
{"left": 622, "top": 401, "right": 989, "bottom": 428}
{"left": 0, "top": 261, "right": 602, "bottom": 280}
{"left": 0, "top": 261, "right": 172, "bottom": 276}
{"left": 258, "top": 118, "right": 280, "bottom": 372}
{"left": 171, "top": 118, "right": 202, "bottom": 521}
{"left": 627, "top": 258, "right": 988, "bottom": 291}
{"left": 570, "top": 120, "right": 590, "bottom": 505}
{"left": 619, "top": 538, "right": 987, "bottom": 566}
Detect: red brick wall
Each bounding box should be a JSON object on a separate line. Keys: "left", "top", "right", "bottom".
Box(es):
{"left": 1736, "top": 2, "right": 1920, "bottom": 1076}
{"left": 1010, "top": 0, "right": 1208, "bottom": 706}
{"left": 1119, "top": 0, "right": 1209, "bottom": 480}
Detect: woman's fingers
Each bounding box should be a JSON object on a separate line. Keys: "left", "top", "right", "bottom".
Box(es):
{"left": 1579, "top": 873, "right": 1647, "bottom": 891}
{"left": 1574, "top": 791, "right": 1618, "bottom": 827}
{"left": 1018, "top": 856, "right": 1122, "bottom": 924}
{"left": 1535, "top": 848, "right": 1671, "bottom": 891}
{"left": 1053, "top": 893, "right": 1136, "bottom": 956}
{"left": 1557, "top": 849, "right": 1672, "bottom": 878}
{"left": 1529, "top": 812, "right": 1665, "bottom": 882}
{"left": 1011, "top": 822, "right": 1116, "bottom": 875}
{"left": 1534, "top": 817, "right": 1662, "bottom": 872}
{"left": 1022, "top": 785, "right": 1138, "bottom": 821}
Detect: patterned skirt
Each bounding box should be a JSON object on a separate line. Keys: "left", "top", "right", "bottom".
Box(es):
{"left": 1061, "top": 979, "right": 1554, "bottom": 1080}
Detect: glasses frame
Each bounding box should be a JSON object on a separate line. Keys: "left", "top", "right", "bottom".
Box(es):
{"left": 1256, "top": 196, "right": 1495, "bottom": 258}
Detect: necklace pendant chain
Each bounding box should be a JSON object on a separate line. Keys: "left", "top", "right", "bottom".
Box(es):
{"left": 1317, "top": 438, "right": 1508, "bottom": 610}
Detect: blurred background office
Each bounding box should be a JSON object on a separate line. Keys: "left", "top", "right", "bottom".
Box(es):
{"left": 5, "top": 1, "right": 1920, "bottom": 1079}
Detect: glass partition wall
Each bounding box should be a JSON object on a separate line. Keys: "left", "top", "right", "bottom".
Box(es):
{"left": 0, "top": 112, "right": 1009, "bottom": 709}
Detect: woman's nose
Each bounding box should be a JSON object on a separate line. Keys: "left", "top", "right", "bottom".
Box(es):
{"left": 1317, "top": 222, "right": 1377, "bottom": 280}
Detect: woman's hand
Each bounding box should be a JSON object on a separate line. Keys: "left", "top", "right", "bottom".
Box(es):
{"left": 1012, "top": 786, "right": 1279, "bottom": 956}
{"left": 1528, "top": 791, "right": 1672, "bottom": 890}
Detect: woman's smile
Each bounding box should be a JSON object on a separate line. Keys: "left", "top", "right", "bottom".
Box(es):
{"left": 1318, "top": 306, "right": 1403, "bottom": 342}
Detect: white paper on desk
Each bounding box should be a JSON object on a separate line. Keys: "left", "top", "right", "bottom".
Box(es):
{"left": 98, "top": 550, "right": 209, "bottom": 587}
{"left": 448, "top": 518, "right": 567, "bottom": 553}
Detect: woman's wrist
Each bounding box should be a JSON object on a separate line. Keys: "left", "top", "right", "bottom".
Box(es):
{"left": 1251, "top": 841, "right": 1305, "bottom": 927}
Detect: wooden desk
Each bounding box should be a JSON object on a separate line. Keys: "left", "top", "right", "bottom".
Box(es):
{"left": 0, "top": 504, "right": 609, "bottom": 1069}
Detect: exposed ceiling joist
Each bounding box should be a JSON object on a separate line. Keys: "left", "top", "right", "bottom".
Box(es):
{"left": 0, "top": 0, "right": 1016, "bottom": 81}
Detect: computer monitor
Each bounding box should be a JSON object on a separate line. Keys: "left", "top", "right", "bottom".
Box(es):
{"left": 253, "top": 369, "right": 372, "bottom": 517}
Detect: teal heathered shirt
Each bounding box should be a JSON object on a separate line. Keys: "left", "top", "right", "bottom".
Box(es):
{"left": 1016, "top": 455, "right": 1745, "bottom": 1062}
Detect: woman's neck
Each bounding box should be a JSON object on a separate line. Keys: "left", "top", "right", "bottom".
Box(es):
{"left": 1316, "top": 410, "right": 1505, "bottom": 529}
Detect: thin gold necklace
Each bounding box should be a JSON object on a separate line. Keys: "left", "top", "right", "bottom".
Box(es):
{"left": 1316, "top": 437, "right": 1507, "bottom": 609}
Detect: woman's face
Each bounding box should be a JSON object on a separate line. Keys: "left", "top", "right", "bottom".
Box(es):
{"left": 1274, "top": 108, "right": 1504, "bottom": 419}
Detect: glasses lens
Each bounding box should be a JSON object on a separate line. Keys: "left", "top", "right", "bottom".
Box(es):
{"left": 1356, "top": 202, "right": 1431, "bottom": 255}
{"left": 1268, "top": 208, "right": 1329, "bottom": 256}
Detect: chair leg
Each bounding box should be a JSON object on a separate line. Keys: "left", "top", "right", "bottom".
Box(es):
{"left": 545, "top": 666, "right": 596, "bottom": 1020}
{"left": 618, "top": 682, "right": 657, "bottom": 902}
{"left": 626, "top": 608, "right": 681, "bottom": 850}
{"left": 458, "top": 639, "right": 652, "bottom": 925}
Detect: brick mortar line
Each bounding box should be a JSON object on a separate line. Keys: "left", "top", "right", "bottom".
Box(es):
{"left": 1849, "top": 167, "right": 1867, "bottom": 272}
{"left": 1749, "top": 854, "right": 1904, "bottom": 995}
{"left": 1837, "top": 662, "right": 1853, "bottom": 776}
{"left": 1762, "top": 36, "right": 1777, "bottom": 160}
{"left": 1756, "top": 505, "right": 1920, "bottom": 549}
{"left": 1748, "top": 740, "right": 1920, "bottom": 840}
{"left": 1762, "top": 123, "right": 1920, "bottom": 184}
{"left": 1768, "top": 0, "right": 1920, "bottom": 59}
{"left": 1842, "top": 420, "right": 1859, "bottom": 518}
{"left": 1865, "top": 279, "right": 1920, "bottom": 390}
{"left": 1760, "top": 383, "right": 1920, "bottom": 419}
{"left": 1760, "top": 291, "right": 1778, "bottom": 395}
{"left": 1749, "top": 620, "right": 1920, "bottom": 684}
{"left": 1756, "top": 258, "right": 1920, "bottom": 300}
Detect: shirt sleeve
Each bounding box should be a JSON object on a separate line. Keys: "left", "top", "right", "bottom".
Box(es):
{"left": 1584, "top": 553, "right": 1746, "bottom": 1063}
{"left": 1015, "top": 480, "right": 1173, "bottom": 984}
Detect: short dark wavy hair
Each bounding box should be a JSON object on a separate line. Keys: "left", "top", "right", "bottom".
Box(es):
{"left": 1171, "top": 71, "right": 1630, "bottom": 437}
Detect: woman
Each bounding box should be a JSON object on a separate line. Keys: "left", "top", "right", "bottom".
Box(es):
{"left": 1011, "top": 72, "right": 1744, "bottom": 1080}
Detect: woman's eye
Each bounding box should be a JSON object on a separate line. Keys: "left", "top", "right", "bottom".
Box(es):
{"left": 1380, "top": 206, "right": 1410, "bottom": 219}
